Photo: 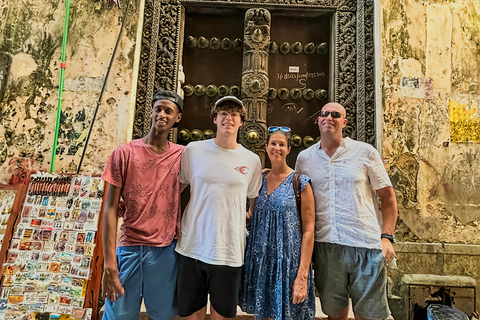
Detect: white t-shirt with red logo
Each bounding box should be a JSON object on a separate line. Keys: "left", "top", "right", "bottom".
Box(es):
{"left": 176, "top": 139, "right": 262, "bottom": 267}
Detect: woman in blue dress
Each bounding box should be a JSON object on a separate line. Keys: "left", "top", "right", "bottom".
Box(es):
{"left": 240, "top": 126, "right": 316, "bottom": 320}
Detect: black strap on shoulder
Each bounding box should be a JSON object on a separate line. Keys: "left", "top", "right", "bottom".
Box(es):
{"left": 293, "top": 172, "right": 302, "bottom": 216}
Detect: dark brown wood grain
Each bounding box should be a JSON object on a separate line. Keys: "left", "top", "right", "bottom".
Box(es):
{"left": 84, "top": 181, "right": 108, "bottom": 320}
{"left": 0, "top": 183, "right": 27, "bottom": 281}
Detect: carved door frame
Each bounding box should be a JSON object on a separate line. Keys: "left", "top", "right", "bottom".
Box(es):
{"left": 133, "top": 0, "right": 376, "bottom": 145}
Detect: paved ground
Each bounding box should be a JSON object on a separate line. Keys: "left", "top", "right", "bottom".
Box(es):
{"left": 99, "top": 297, "right": 357, "bottom": 319}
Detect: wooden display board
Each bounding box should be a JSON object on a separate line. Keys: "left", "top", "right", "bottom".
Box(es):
{"left": 0, "top": 174, "right": 106, "bottom": 320}
{"left": 0, "top": 184, "right": 28, "bottom": 280}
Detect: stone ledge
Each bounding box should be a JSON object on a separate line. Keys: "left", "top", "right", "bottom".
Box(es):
{"left": 398, "top": 274, "right": 477, "bottom": 288}
{"left": 394, "top": 242, "right": 480, "bottom": 255}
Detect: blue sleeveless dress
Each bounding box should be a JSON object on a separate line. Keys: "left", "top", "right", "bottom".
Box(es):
{"left": 240, "top": 173, "right": 315, "bottom": 320}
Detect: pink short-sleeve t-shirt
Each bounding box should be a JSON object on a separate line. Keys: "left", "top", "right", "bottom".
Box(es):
{"left": 102, "top": 139, "right": 185, "bottom": 247}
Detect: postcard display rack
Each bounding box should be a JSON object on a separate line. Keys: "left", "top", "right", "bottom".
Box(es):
{"left": 0, "top": 191, "right": 18, "bottom": 245}
{"left": 0, "top": 173, "right": 107, "bottom": 320}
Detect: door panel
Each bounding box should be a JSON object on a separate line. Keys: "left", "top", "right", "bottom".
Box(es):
{"left": 266, "top": 11, "right": 331, "bottom": 167}
{"left": 178, "top": 6, "right": 332, "bottom": 168}
{"left": 180, "top": 9, "right": 245, "bottom": 142}
{"left": 134, "top": 0, "right": 377, "bottom": 148}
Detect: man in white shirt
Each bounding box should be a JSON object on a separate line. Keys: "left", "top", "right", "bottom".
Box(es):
{"left": 296, "top": 102, "right": 398, "bottom": 320}
{"left": 176, "top": 96, "right": 262, "bottom": 320}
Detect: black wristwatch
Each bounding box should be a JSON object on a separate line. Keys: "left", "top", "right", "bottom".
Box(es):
{"left": 381, "top": 233, "right": 395, "bottom": 243}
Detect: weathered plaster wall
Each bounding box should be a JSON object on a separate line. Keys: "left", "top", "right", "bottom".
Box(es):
{"left": 0, "top": 0, "right": 476, "bottom": 238}
{"left": 0, "top": 0, "right": 140, "bottom": 183}
{"left": 381, "top": 0, "right": 480, "bottom": 244}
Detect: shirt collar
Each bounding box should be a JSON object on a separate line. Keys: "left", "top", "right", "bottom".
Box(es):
{"left": 340, "top": 137, "right": 351, "bottom": 147}
{"left": 317, "top": 137, "right": 351, "bottom": 149}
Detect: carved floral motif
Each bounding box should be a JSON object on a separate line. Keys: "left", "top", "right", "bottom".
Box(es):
{"left": 240, "top": 8, "right": 271, "bottom": 155}
{"left": 336, "top": 11, "right": 357, "bottom": 139}
{"left": 364, "top": 0, "right": 376, "bottom": 145}
{"left": 133, "top": 0, "right": 376, "bottom": 146}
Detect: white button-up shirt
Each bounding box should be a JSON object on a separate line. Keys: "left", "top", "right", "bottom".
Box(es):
{"left": 296, "top": 137, "right": 392, "bottom": 250}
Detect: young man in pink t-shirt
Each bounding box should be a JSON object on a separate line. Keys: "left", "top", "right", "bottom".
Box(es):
{"left": 101, "top": 90, "right": 184, "bottom": 320}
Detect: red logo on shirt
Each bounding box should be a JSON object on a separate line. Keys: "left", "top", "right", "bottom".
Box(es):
{"left": 234, "top": 166, "right": 249, "bottom": 175}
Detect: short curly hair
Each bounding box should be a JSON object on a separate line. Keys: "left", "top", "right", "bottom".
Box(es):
{"left": 211, "top": 100, "right": 247, "bottom": 122}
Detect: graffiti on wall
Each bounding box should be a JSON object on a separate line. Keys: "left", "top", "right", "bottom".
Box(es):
{"left": 401, "top": 77, "right": 434, "bottom": 100}
{"left": 449, "top": 100, "right": 480, "bottom": 143}
{"left": 56, "top": 109, "right": 88, "bottom": 157}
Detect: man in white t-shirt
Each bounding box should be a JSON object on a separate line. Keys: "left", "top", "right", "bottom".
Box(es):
{"left": 176, "top": 96, "right": 262, "bottom": 320}
{"left": 296, "top": 102, "right": 398, "bottom": 320}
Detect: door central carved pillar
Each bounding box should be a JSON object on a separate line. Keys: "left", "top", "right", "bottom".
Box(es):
{"left": 239, "top": 8, "right": 271, "bottom": 163}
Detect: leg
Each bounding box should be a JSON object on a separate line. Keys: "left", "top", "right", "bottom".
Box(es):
{"left": 208, "top": 264, "right": 242, "bottom": 319}
{"left": 313, "top": 242, "right": 350, "bottom": 317}
{"left": 210, "top": 305, "right": 227, "bottom": 320}
{"left": 143, "top": 243, "right": 178, "bottom": 320}
{"left": 349, "top": 248, "right": 390, "bottom": 320}
{"left": 177, "top": 255, "right": 209, "bottom": 318}
{"left": 186, "top": 306, "right": 207, "bottom": 320}
{"left": 103, "top": 247, "right": 142, "bottom": 320}
{"left": 328, "top": 306, "right": 350, "bottom": 320}
{"left": 354, "top": 313, "right": 371, "bottom": 320}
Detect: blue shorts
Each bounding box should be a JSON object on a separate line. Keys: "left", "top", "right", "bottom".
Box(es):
{"left": 103, "top": 242, "right": 178, "bottom": 320}
{"left": 313, "top": 242, "right": 390, "bottom": 319}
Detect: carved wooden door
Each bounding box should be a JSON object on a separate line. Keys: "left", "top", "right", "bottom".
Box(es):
{"left": 134, "top": 1, "right": 377, "bottom": 158}
{"left": 178, "top": 7, "right": 332, "bottom": 166}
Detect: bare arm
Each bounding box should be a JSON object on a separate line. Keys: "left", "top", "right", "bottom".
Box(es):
{"left": 246, "top": 198, "right": 256, "bottom": 220}
{"left": 102, "top": 184, "right": 124, "bottom": 302}
{"left": 376, "top": 186, "right": 398, "bottom": 263}
{"left": 292, "top": 183, "right": 315, "bottom": 304}
{"left": 180, "top": 183, "right": 189, "bottom": 193}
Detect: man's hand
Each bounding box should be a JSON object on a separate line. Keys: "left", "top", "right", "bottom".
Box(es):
{"left": 381, "top": 238, "right": 396, "bottom": 264}
{"left": 103, "top": 268, "right": 125, "bottom": 302}
{"left": 292, "top": 275, "right": 308, "bottom": 304}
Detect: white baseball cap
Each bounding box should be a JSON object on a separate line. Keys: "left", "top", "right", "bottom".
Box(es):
{"left": 214, "top": 96, "right": 244, "bottom": 108}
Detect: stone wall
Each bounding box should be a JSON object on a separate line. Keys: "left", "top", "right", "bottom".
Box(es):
{"left": 390, "top": 243, "right": 480, "bottom": 318}
{"left": 381, "top": 0, "right": 480, "bottom": 244}
{"left": 0, "top": 0, "right": 140, "bottom": 184}
{"left": 4, "top": 0, "right": 477, "bottom": 233}
{"left": 381, "top": 0, "right": 480, "bottom": 314}
{"left": 1, "top": 0, "right": 479, "bottom": 310}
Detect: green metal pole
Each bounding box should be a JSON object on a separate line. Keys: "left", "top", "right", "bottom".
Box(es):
{"left": 51, "top": 0, "right": 71, "bottom": 172}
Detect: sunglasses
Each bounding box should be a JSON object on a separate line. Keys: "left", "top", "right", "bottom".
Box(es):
{"left": 319, "top": 111, "right": 343, "bottom": 118}
{"left": 268, "top": 126, "right": 291, "bottom": 134}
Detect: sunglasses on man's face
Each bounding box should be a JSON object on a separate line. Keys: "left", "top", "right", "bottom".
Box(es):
{"left": 268, "top": 126, "right": 291, "bottom": 134}
{"left": 319, "top": 110, "right": 343, "bottom": 118}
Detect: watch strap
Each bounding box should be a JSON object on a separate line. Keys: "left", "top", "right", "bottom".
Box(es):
{"left": 381, "top": 233, "right": 395, "bottom": 243}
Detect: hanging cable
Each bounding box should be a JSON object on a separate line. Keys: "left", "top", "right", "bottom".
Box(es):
{"left": 77, "top": 0, "right": 131, "bottom": 173}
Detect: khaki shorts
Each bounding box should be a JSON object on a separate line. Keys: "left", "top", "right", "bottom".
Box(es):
{"left": 313, "top": 242, "right": 390, "bottom": 319}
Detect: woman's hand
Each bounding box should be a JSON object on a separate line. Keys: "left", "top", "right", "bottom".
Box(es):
{"left": 292, "top": 274, "right": 308, "bottom": 304}
{"left": 292, "top": 182, "right": 315, "bottom": 305}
